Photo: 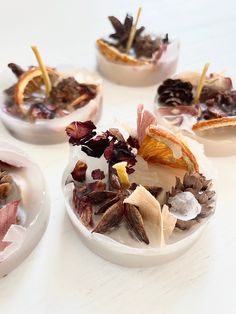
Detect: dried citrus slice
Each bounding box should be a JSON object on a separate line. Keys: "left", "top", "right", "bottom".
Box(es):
{"left": 96, "top": 39, "right": 147, "bottom": 66}
{"left": 14, "top": 67, "right": 59, "bottom": 110}
{"left": 193, "top": 117, "right": 236, "bottom": 132}
{"left": 138, "top": 125, "right": 199, "bottom": 172}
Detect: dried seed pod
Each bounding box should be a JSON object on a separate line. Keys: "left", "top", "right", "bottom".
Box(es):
{"left": 124, "top": 203, "right": 149, "bottom": 244}
{"left": 95, "top": 196, "right": 121, "bottom": 215}
{"left": 92, "top": 200, "right": 124, "bottom": 234}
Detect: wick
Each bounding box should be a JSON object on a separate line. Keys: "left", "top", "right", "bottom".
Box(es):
{"left": 112, "top": 162, "right": 130, "bottom": 188}
{"left": 126, "top": 7, "right": 142, "bottom": 54}
{"left": 31, "top": 45, "right": 52, "bottom": 97}
{"left": 194, "top": 63, "right": 210, "bottom": 104}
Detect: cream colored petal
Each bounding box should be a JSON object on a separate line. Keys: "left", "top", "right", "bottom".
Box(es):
{"left": 124, "top": 185, "right": 164, "bottom": 245}
{"left": 162, "top": 204, "right": 177, "bottom": 242}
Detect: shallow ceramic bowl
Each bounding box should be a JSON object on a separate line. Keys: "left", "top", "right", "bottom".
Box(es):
{"left": 0, "top": 143, "right": 50, "bottom": 277}
{"left": 62, "top": 135, "right": 216, "bottom": 268}
{"left": 0, "top": 68, "right": 102, "bottom": 144}
{"left": 96, "top": 40, "right": 179, "bottom": 87}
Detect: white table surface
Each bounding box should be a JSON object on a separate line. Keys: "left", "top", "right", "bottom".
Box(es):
{"left": 0, "top": 0, "right": 236, "bottom": 313}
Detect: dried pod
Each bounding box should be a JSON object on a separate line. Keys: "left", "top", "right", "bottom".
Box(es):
{"left": 93, "top": 200, "right": 124, "bottom": 234}
{"left": 124, "top": 203, "right": 149, "bottom": 244}
{"left": 71, "top": 160, "right": 87, "bottom": 182}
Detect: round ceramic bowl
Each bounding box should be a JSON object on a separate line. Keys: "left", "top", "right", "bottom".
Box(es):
{"left": 0, "top": 143, "right": 50, "bottom": 277}
{"left": 96, "top": 40, "right": 179, "bottom": 87}
{"left": 62, "top": 135, "right": 216, "bottom": 268}
{"left": 0, "top": 68, "right": 103, "bottom": 145}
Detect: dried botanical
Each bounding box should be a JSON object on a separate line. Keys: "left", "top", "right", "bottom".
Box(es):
{"left": 0, "top": 170, "right": 12, "bottom": 200}
{"left": 166, "top": 172, "right": 215, "bottom": 230}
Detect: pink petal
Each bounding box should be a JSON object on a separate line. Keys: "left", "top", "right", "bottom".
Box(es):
{"left": 0, "top": 200, "right": 20, "bottom": 251}
{"left": 137, "top": 105, "right": 157, "bottom": 145}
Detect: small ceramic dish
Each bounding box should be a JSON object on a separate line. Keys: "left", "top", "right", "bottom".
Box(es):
{"left": 0, "top": 143, "right": 50, "bottom": 276}
{"left": 0, "top": 65, "right": 102, "bottom": 144}
{"left": 154, "top": 71, "right": 236, "bottom": 156}
{"left": 62, "top": 106, "right": 216, "bottom": 267}
{"left": 96, "top": 13, "right": 179, "bottom": 86}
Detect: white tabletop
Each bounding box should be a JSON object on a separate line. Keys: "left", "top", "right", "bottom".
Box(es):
{"left": 1, "top": 0, "right": 236, "bottom": 313}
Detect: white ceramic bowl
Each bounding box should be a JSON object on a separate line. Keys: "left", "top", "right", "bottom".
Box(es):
{"left": 62, "top": 135, "right": 216, "bottom": 268}
{"left": 0, "top": 68, "right": 103, "bottom": 144}
{"left": 96, "top": 40, "right": 179, "bottom": 87}
{"left": 0, "top": 143, "right": 50, "bottom": 277}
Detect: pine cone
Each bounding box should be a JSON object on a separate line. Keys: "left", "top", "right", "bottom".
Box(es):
{"left": 166, "top": 172, "right": 215, "bottom": 230}
{"left": 134, "top": 35, "right": 162, "bottom": 58}
{"left": 158, "top": 79, "right": 194, "bottom": 106}
{"left": 0, "top": 170, "right": 12, "bottom": 199}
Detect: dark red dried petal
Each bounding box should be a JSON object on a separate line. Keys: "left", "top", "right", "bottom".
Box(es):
{"left": 127, "top": 136, "right": 140, "bottom": 149}
{"left": 81, "top": 136, "right": 110, "bottom": 158}
{"left": 91, "top": 169, "right": 105, "bottom": 180}
{"left": 71, "top": 160, "right": 87, "bottom": 182}
{"left": 66, "top": 121, "right": 96, "bottom": 145}
{"left": 103, "top": 140, "right": 115, "bottom": 161}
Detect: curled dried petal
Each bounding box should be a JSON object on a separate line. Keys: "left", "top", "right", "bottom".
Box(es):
{"left": 66, "top": 121, "right": 96, "bottom": 145}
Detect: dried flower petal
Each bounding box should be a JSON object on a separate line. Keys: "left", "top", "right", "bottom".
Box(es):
{"left": 71, "top": 160, "right": 87, "bottom": 182}
{"left": 91, "top": 169, "right": 105, "bottom": 180}
{"left": 0, "top": 200, "right": 20, "bottom": 250}
{"left": 66, "top": 121, "right": 96, "bottom": 145}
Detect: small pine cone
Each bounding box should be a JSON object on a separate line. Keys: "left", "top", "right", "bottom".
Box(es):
{"left": 158, "top": 79, "right": 194, "bottom": 106}
{"left": 0, "top": 170, "right": 12, "bottom": 199}
{"left": 167, "top": 172, "right": 215, "bottom": 230}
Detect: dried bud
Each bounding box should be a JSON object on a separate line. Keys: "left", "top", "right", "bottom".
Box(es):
{"left": 71, "top": 160, "right": 87, "bottom": 182}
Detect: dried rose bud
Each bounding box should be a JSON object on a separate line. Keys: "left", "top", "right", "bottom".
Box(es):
{"left": 91, "top": 169, "right": 105, "bottom": 180}
{"left": 71, "top": 160, "right": 88, "bottom": 182}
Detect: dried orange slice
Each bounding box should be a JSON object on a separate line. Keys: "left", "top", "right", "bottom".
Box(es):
{"left": 193, "top": 117, "right": 236, "bottom": 132}
{"left": 138, "top": 125, "right": 199, "bottom": 172}
{"left": 14, "top": 67, "right": 59, "bottom": 110}
{"left": 96, "top": 39, "right": 147, "bottom": 66}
